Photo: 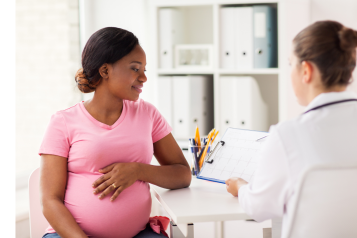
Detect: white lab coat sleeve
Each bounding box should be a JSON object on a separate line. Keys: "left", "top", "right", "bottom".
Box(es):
{"left": 238, "top": 126, "right": 291, "bottom": 222}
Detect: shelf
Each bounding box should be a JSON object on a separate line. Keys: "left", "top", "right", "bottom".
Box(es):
{"left": 157, "top": 68, "right": 215, "bottom": 75}
{"left": 218, "top": 68, "right": 280, "bottom": 75}
{"left": 157, "top": 68, "right": 280, "bottom": 75}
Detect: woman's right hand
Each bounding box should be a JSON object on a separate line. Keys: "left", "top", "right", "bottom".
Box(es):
{"left": 92, "top": 162, "right": 140, "bottom": 201}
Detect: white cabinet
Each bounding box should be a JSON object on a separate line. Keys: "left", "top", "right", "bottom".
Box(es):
{"left": 152, "top": 1, "right": 280, "bottom": 140}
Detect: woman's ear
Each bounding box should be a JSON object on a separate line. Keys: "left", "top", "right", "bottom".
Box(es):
{"left": 99, "top": 64, "right": 109, "bottom": 79}
{"left": 301, "top": 61, "right": 313, "bottom": 84}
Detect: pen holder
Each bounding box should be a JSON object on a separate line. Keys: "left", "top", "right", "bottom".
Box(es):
{"left": 188, "top": 139, "right": 208, "bottom": 176}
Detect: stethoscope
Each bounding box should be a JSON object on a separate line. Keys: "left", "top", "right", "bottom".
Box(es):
{"left": 303, "top": 99, "right": 357, "bottom": 114}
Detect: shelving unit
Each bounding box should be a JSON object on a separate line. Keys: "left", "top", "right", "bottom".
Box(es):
{"left": 148, "top": 0, "right": 286, "bottom": 137}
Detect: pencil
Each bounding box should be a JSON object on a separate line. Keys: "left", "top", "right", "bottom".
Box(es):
{"left": 199, "top": 129, "right": 214, "bottom": 168}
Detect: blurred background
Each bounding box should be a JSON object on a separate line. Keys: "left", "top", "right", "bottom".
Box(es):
{"left": 15, "top": 0, "right": 357, "bottom": 237}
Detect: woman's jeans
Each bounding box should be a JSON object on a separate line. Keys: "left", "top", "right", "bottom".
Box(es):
{"left": 42, "top": 225, "right": 167, "bottom": 238}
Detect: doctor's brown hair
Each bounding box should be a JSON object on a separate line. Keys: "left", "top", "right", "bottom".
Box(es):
{"left": 75, "top": 27, "right": 139, "bottom": 93}
{"left": 293, "top": 21, "right": 357, "bottom": 88}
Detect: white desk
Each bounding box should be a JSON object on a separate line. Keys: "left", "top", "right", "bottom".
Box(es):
{"left": 151, "top": 177, "right": 251, "bottom": 238}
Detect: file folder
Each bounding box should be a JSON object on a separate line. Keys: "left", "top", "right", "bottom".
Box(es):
{"left": 172, "top": 76, "right": 213, "bottom": 139}
{"left": 220, "top": 7, "right": 236, "bottom": 69}
{"left": 253, "top": 5, "right": 278, "bottom": 68}
{"left": 219, "top": 76, "right": 268, "bottom": 133}
{"left": 235, "top": 7, "right": 253, "bottom": 69}
{"left": 157, "top": 76, "right": 173, "bottom": 126}
{"left": 159, "top": 8, "right": 184, "bottom": 69}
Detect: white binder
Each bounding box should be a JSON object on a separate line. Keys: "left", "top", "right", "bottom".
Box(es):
{"left": 235, "top": 7, "right": 253, "bottom": 69}
{"left": 219, "top": 76, "right": 268, "bottom": 133}
{"left": 158, "top": 8, "right": 184, "bottom": 69}
{"left": 172, "top": 76, "right": 213, "bottom": 139}
{"left": 157, "top": 76, "right": 173, "bottom": 126}
{"left": 253, "top": 6, "right": 277, "bottom": 68}
{"left": 220, "top": 7, "right": 236, "bottom": 69}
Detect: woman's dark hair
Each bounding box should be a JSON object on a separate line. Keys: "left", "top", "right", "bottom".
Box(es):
{"left": 75, "top": 27, "right": 139, "bottom": 93}
{"left": 293, "top": 21, "right": 357, "bottom": 88}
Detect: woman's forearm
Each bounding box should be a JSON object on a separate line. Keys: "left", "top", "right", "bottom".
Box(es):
{"left": 136, "top": 163, "right": 191, "bottom": 189}
{"left": 42, "top": 198, "right": 88, "bottom": 238}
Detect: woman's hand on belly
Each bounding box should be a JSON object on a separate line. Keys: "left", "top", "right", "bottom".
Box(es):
{"left": 92, "top": 162, "right": 139, "bottom": 201}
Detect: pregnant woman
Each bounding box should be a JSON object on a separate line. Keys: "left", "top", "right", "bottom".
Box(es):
{"left": 39, "top": 27, "right": 192, "bottom": 238}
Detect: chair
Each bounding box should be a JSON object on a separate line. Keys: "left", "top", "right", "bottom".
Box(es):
{"left": 29, "top": 168, "right": 49, "bottom": 238}
{"left": 284, "top": 163, "right": 357, "bottom": 238}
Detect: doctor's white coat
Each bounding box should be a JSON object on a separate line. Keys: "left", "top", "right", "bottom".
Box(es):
{"left": 238, "top": 91, "right": 357, "bottom": 237}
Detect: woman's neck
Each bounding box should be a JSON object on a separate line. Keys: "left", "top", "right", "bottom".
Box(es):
{"left": 83, "top": 91, "right": 124, "bottom": 126}
{"left": 306, "top": 84, "right": 347, "bottom": 105}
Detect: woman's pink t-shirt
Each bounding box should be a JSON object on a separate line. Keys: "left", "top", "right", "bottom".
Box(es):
{"left": 39, "top": 99, "right": 172, "bottom": 238}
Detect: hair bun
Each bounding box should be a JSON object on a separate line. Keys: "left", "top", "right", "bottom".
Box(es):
{"left": 75, "top": 68, "right": 97, "bottom": 93}
{"left": 338, "top": 27, "right": 357, "bottom": 51}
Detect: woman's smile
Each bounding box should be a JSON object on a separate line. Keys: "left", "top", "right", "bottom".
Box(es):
{"left": 132, "top": 84, "right": 143, "bottom": 93}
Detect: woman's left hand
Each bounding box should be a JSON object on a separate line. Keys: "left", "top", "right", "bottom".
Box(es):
{"left": 225, "top": 177, "right": 248, "bottom": 197}
{"left": 92, "top": 162, "right": 140, "bottom": 201}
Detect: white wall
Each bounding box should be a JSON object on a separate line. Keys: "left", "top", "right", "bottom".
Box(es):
{"left": 1, "top": 0, "right": 16, "bottom": 237}
{"left": 284, "top": 0, "right": 357, "bottom": 119}
{"left": 81, "top": 0, "right": 156, "bottom": 104}
{"left": 16, "top": 0, "right": 81, "bottom": 236}
{"left": 16, "top": 0, "right": 81, "bottom": 177}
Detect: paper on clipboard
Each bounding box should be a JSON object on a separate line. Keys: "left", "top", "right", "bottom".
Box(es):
{"left": 197, "top": 127, "right": 268, "bottom": 184}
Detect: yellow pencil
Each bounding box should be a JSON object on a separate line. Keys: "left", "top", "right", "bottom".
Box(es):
{"left": 199, "top": 129, "right": 214, "bottom": 168}
{"left": 195, "top": 126, "right": 201, "bottom": 148}
{"left": 211, "top": 130, "right": 219, "bottom": 144}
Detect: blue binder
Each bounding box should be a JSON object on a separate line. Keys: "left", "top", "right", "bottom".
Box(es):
{"left": 253, "top": 5, "right": 277, "bottom": 68}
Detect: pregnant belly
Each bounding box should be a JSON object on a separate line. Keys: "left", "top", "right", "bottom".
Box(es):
{"left": 64, "top": 173, "right": 151, "bottom": 238}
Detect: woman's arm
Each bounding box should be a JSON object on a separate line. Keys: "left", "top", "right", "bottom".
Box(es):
{"left": 139, "top": 133, "right": 192, "bottom": 188}
{"left": 40, "top": 154, "right": 88, "bottom": 238}
{"left": 92, "top": 133, "right": 191, "bottom": 201}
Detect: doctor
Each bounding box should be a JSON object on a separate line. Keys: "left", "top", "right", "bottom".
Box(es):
{"left": 226, "top": 20, "right": 357, "bottom": 236}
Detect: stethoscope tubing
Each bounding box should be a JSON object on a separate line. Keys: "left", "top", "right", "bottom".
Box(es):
{"left": 303, "top": 99, "right": 357, "bottom": 114}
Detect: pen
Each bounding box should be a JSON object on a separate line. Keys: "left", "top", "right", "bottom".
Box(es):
{"left": 190, "top": 138, "right": 199, "bottom": 174}
{"left": 256, "top": 135, "right": 268, "bottom": 141}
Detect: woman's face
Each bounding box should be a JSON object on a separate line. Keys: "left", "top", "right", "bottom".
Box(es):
{"left": 105, "top": 44, "right": 147, "bottom": 101}
{"left": 289, "top": 49, "right": 308, "bottom": 106}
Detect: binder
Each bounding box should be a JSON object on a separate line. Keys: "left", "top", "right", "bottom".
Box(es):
{"left": 253, "top": 5, "right": 278, "bottom": 68}
{"left": 220, "top": 6, "right": 254, "bottom": 69}
{"left": 158, "top": 8, "right": 184, "bottom": 69}
{"left": 172, "top": 76, "right": 213, "bottom": 139}
{"left": 220, "top": 7, "right": 236, "bottom": 69}
{"left": 235, "top": 7, "right": 253, "bottom": 69}
{"left": 219, "top": 76, "right": 268, "bottom": 133}
{"left": 157, "top": 76, "right": 173, "bottom": 126}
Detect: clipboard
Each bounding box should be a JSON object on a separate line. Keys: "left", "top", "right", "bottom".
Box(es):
{"left": 197, "top": 127, "right": 269, "bottom": 184}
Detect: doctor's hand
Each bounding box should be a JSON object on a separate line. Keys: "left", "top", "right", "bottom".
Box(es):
{"left": 225, "top": 177, "right": 248, "bottom": 197}
{"left": 92, "top": 163, "right": 139, "bottom": 201}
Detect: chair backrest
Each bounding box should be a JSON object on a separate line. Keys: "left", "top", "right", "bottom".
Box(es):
{"left": 285, "top": 163, "right": 357, "bottom": 238}
{"left": 28, "top": 168, "right": 49, "bottom": 238}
